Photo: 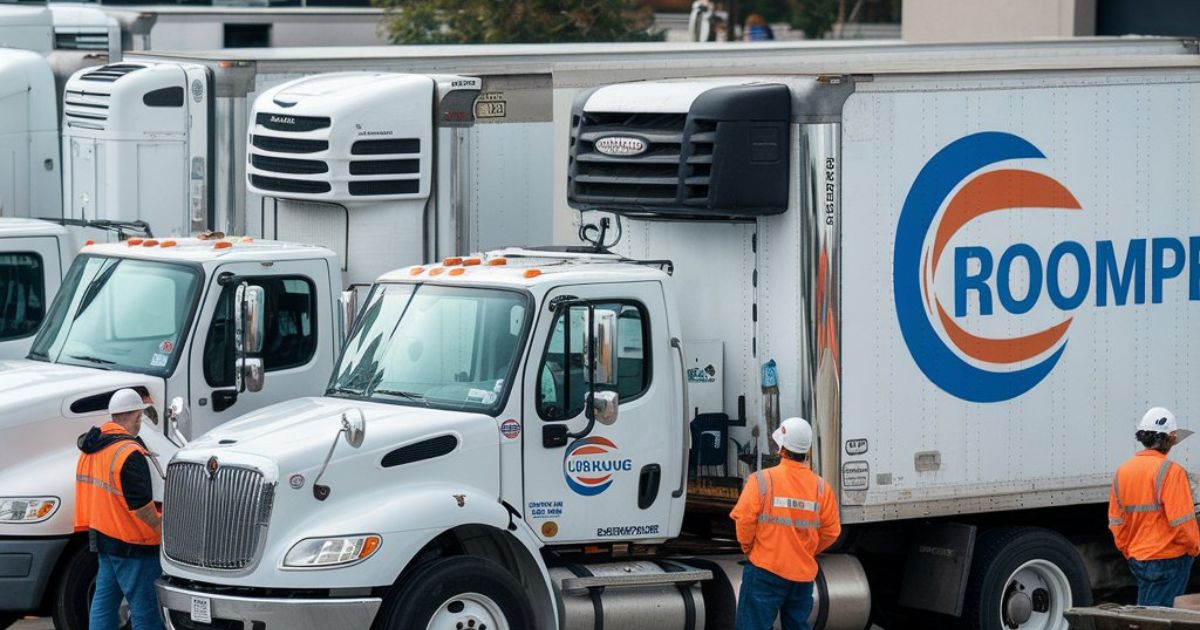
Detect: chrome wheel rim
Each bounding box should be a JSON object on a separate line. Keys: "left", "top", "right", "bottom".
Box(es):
{"left": 426, "top": 592, "right": 509, "bottom": 630}
{"left": 999, "top": 559, "right": 1072, "bottom": 630}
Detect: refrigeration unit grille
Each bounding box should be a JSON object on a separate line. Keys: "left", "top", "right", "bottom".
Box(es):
{"left": 251, "top": 135, "right": 328, "bottom": 154}
{"left": 569, "top": 112, "right": 692, "bottom": 204}
{"left": 63, "top": 89, "right": 111, "bottom": 129}
{"left": 162, "top": 461, "right": 274, "bottom": 570}
{"left": 250, "top": 174, "right": 332, "bottom": 195}
{"left": 251, "top": 154, "right": 329, "bottom": 175}
{"left": 55, "top": 31, "right": 110, "bottom": 51}
{"left": 77, "top": 63, "right": 143, "bottom": 83}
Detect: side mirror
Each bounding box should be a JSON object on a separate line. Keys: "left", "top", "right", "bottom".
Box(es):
{"left": 591, "top": 390, "right": 619, "bottom": 425}
{"left": 591, "top": 309, "right": 618, "bottom": 387}
{"left": 242, "top": 285, "right": 265, "bottom": 354}
{"left": 342, "top": 410, "right": 366, "bottom": 448}
{"left": 234, "top": 283, "right": 266, "bottom": 393}
{"left": 165, "top": 396, "right": 189, "bottom": 446}
{"left": 338, "top": 289, "right": 357, "bottom": 342}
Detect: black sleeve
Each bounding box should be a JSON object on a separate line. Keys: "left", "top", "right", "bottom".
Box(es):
{"left": 119, "top": 451, "right": 154, "bottom": 511}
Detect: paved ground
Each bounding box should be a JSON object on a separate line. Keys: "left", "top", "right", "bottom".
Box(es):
{"left": 12, "top": 619, "right": 51, "bottom": 629}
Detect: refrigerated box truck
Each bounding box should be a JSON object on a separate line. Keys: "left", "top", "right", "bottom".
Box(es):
{"left": 152, "top": 45, "right": 1200, "bottom": 630}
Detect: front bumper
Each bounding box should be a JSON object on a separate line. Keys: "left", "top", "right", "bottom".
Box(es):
{"left": 156, "top": 579, "right": 382, "bottom": 630}
{"left": 0, "top": 536, "right": 69, "bottom": 611}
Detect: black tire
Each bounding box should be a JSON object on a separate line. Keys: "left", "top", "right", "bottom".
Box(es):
{"left": 49, "top": 545, "right": 132, "bottom": 630}
{"left": 373, "top": 556, "right": 534, "bottom": 630}
{"left": 0, "top": 613, "right": 19, "bottom": 629}
{"left": 961, "top": 527, "right": 1092, "bottom": 630}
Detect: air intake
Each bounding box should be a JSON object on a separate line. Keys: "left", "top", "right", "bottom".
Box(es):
{"left": 63, "top": 88, "right": 111, "bottom": 129}
{"left": 77, "top": 63, "right": 144, "bottom": 83}
{"left": 568, "top": 82, "right": 791, "bottom": 219}
{"left": 55, "top": 31, "right": 110, "bottom": 51}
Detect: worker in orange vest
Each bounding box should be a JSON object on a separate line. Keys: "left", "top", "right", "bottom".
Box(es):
{"left": 1108, "top": 406, "right": 1200, "bottom": 607}
{"left": 730, "top": 417, "right": 841, "bottom": 630}
{"left": 75, "top": 388, "right": 163, "bottom": 630}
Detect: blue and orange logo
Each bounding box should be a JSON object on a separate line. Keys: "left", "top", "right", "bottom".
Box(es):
{"left": 563, "top": 436, "right": 632, "bottom": 496}
{"left": 895, "top": 132, "right": 1080, "bottom": 403}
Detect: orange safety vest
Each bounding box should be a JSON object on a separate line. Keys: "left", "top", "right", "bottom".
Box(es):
{"left": 74, "top": 423, "right": 160, "bottom": 547}
{"left": 730, "top": 457, "right": 841, "bottom": 582}
{"left": 1108, "top": 449, "right": 1200, "bottom": 561}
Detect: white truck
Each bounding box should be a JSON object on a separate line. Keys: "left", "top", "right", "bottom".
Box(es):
{"left": 153, "top": 45, "right": 1200, "bottom": 630}
{"left": 0, "top": 235, "right": 344, "bottom": 630}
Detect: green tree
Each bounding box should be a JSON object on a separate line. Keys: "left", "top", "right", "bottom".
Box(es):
{"left": 377, "top": 0, "right": 663, "bottom": 45}
{"left": 787, "top": 0, "right": 839, "bottom": 39}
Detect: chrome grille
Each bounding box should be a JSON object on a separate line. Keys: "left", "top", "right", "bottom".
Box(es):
{"left": 163, "top": 461, "right": 274, "bottom": 570}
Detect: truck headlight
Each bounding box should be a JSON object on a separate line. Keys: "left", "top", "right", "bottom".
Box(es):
{"left": 0, "top": 497, "right": 59, "bottom": 523}
{"left": 283, "top": 535, "right": 381, "bottom": 568}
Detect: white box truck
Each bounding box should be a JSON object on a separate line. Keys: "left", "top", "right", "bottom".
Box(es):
{"left": 151, "top": 46, "right": 1200, "bottom": 630}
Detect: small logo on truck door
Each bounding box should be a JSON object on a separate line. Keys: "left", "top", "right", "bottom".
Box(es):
{"left": 595, "top": 136, "right": 648, "bottom": 157}
{"left": 563, "top": 436, "right": 631, "bottom": 496}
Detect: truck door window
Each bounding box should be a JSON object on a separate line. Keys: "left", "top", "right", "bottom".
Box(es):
{"left": 537, "top": 302, "right": 650, "bottom": 421}
{"left": 0, "top": 252, "right": 45, "bottom": 342}
{"left": 203, "top": 276, "right": 318, "bottom": 387}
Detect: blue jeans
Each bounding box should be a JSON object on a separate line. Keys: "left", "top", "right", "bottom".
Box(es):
{"left": 1129, "top": 555, "right": 1194, "bottom": 607}
{"left": 736, "top": 562, "right": 814, "bottom": 630}
{"left": 90, "top": 552, "right": 163, "bottom": 630}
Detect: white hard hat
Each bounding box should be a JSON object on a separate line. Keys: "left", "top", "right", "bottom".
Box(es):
{"left": 772, "top": 417, "right": 813, "bottom": 454}
{"left": 1138, "top": 407, "right": 1178, "bottom": 434}
{"left": 108, "top": 389, "right": 149, "bottom": 416}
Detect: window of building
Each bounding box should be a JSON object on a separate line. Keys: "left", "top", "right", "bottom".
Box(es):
{"left": 223, "top": 23, "right": 272, "bottom": 48}
{"left": 0, "top": 252, "right": 45, "bottom": 342}
{"left": 204, "top": 276, "right": 317, "bottom": 387}
{"left": 537, "top": 301, "right": 650, "bottom": 421}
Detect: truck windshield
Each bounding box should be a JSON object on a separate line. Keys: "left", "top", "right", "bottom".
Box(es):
{"left": 28, "top": 255, "right": 201, "bottom": 376}
{"left": 328, "top": 283, "right": 529, "bottom": 414}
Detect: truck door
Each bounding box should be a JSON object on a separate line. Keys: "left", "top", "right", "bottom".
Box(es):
{"left": 185, "top": 258, "right": 333, "bottom": 438}
{"left": 0, "top": 235, "right": 62, "bottom": 359}
{"left": 521, "top": 281, "right": 680, "bottom": 544}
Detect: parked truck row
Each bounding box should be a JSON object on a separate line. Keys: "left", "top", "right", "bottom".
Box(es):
{"left": 2, "top": 38, "right": 1200, "bottom": 630}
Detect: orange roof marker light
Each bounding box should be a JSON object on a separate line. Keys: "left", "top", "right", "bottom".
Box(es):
{"left": 240, "top": 236, "right": 254, "bottom": 243}
{"left": 487, "top": 258, "right": 508, "bottom": 266}
{"left": 449, "top": 268, "right": 466, "bottom": 276}
{"left": 524, "top": 269, "right": 542, "bottom": 279}
{"left": 213, "top": 241, "right": 234, "bottom": 250}
{"left": 83, "top": 240, "right": 95, "bottom": 247}
{"left": 142, "top": 239, "right": 160, "bottom": 247}
{"left": 442, "top": 257, "right": 463, "bottom": 266}
{"left": 127, "top": 238, "right": 144, "bottom": 246}
{"left": 462, "top": 258, "right": 482, "bottom": 267}
{"left": 408, "top": 266, "right": 425, "bottom": 276}
{"left": 429, "top": 267, "right": 445, "bottom": 276}
{"left": 160, "top": 240, "right": 178, "bottom": 248}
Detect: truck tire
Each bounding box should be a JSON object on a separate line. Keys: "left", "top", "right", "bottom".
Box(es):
{"left": 961, "top": 527, "right": 1091, "bottom": 630}
{"left": 50, "top": 545, "right": 131, "bottom": 630}
{"left": 373, "top": 556, "right": 534, "bottom": 630}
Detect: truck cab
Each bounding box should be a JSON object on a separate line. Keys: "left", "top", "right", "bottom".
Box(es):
{"left": 0, "top": 236, "right": 341, "bottom": 630}
{"left": 0, "top": 219, "right": 72, "bottom": 360}
{"left": 155, "top": 249, "right": 713, "bottom": 630}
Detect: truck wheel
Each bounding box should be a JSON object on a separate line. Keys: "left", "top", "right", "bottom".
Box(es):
{"left": 374, "top": 557, "right": 534, "bottom": 630}
{"left": 961, "top": 527, "right": 1091, "bottom": 630}
{"left": 50, "top": 545, "right": 131, "bottom": 630}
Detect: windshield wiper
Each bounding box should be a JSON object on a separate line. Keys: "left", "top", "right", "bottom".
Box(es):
{"left": 327, "top": 385, "right": 365, "bottom": 397}
{"left": 371, "top": 388, "right": 428, "bottom": 404}
{"left": 69, "top": 354, "right": 115, "bottom": 366}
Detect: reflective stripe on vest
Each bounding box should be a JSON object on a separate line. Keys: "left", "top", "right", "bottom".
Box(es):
{"left": 1113, "top": 459, "right": 1174, "bottom": 514}
{"left": 755, "top": 468, "right": 823, "bottom": 531}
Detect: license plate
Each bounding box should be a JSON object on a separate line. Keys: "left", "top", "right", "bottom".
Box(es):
{"left": 190, "top": 596, "right": 212, "bottom": 624}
